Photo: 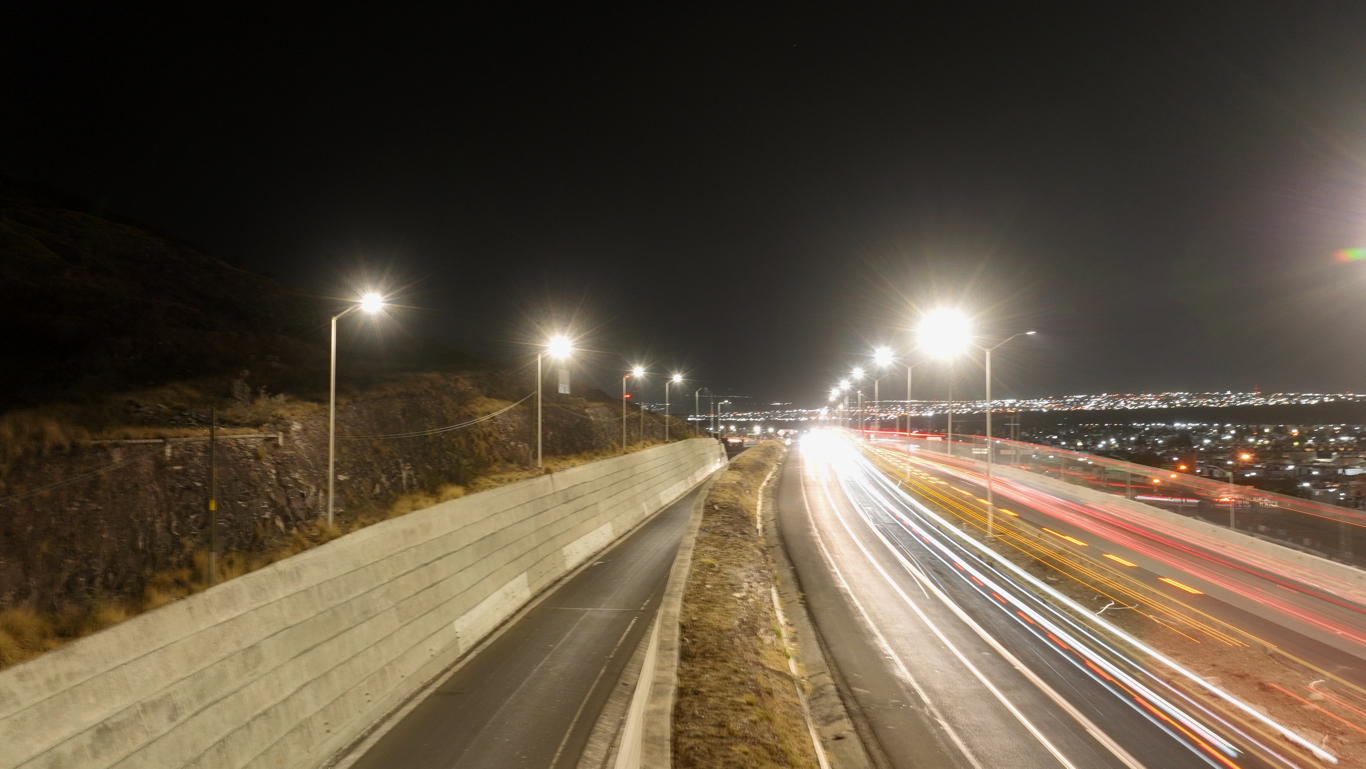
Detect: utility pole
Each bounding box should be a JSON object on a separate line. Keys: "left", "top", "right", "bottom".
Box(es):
{"left": 208, "top": 407, "right": 217, "bottom": 586}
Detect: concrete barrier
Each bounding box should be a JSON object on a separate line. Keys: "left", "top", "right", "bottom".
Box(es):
{"left": 985, "top": 462, "right": 1366, "bottom": 597}
{"left": 0, "top": 439, "right": 726, "bottom": 769}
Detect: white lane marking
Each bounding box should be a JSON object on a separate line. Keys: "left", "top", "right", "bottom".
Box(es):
{"left": 812, "top": 448, "right": 1139, "bottom": 769}
{"left": 799, "top": 459, "right": 987, "bottom": 769}
{"left": 831, "top": 468, "right": 1149, "bottom": 769}
{"left": 885, "top": 444, "right": 1335, "bottom": 766}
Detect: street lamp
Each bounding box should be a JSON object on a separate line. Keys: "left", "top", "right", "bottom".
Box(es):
{"left": 694, "top": 387, "right": 706, "bottom": 437}
{"left": 665, "top": 373, "right": 683, "bottom": 441}
{"left": 871, "top": 347, "right": 893, "bottom": 436}
{"left": 328, "top": 292, "right": 384, "bottom": 527}
{"left": 837, "top": 380, "right": 850, "bottom": 430}
{"left": 623, "top": 366, "right": 645, "bottom": 451}
{"left": 850, "top": 368, "right": 865, "bottom": 436}
{"left": 917, "top": 309, "right": 971, "bottom": 449}
{"left": 538, "top": 335, "right": 573, "bottom": 468}
{"left": 979, "top": 331, "right": 1036, "bottom": 538}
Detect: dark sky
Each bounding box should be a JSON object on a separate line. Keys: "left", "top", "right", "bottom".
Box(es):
{"left": 6, "top": 3, "right": 1366, "bottom": 407}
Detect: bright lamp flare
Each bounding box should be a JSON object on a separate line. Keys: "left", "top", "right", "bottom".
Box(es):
{"left": 360, "top": 293, "right": 384, "bottom": 313}
{"left": 874, "top": 347, "right": 893, "bottom": 367}
{"left": 632, "top": 366, "right": 645, "bottom": 377}
{"left": 918, "top": 309, "right": 972, "bottom": 358}
{"left": 547, "top": 335, "right": 573, "bottom": 358}
{"left": 851, "top": 367, "right": 864, "bottom": 379}
{"left": 671, "top": 373, "right": 683, "bottom": 383}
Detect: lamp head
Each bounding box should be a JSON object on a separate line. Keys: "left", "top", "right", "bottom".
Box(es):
{"left": 918, "top": 309, "right": 972, "bottom": 358}
{"left": 632, "top": 366, "right": 645, "bottom": 378}
{"left": 873, "top": 347, "right": 893, "bottom": 367}
{"left": 671, "top": 373, "right": 683, "bottom": 384}
{"left": 1025, "top": 330, "right": 1037, "bottom": 335}
{"left": 360, "top": 292, "right": 384, "bottom": 313}
{"left": 851, "top": 366, "right": 864, "bottom": 380}
{"left": 547, "top": 335, "right": 573, "bottom": 359}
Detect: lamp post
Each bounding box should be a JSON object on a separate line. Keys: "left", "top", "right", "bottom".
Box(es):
{"left": 979, "top": 331, "right": 1036, "bottom": 538}
{"left": 538, "top": 335, "right": 573, "bottom": 468}
{"left": 624, "top": 366, "right": 644, "bottom": 452}
{"left": 872, "top": 347, "right": 892, "bottom": 438}
{"left": 327, "top": 292, "right": 384, "bottom": 528}
{"left": 838, "top": 380, "right": 850, "bottom": 431}
{"left": 665, "top": 373, "right": 682, "bottom": 441}
{"left": 850, "top": 368, "right": 864, "bottom": 437}
{"left": 903, "top": 360, "right": 925, "bottom": 436}
{"left": 694, "top": 387, "right": 705, "bottom": 437}
{"left": 917, "top": 309, "right": 971, "bottom": 461}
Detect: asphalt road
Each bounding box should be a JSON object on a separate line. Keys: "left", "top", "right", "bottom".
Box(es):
{"left": 780, "top": 434, "right": 1283, "bottom": 769}
{"left": 342, "top": 484, "right": 705, "bottom": 769}
{"left": 881, "top": 437, "right": 1366, "bottom": 691}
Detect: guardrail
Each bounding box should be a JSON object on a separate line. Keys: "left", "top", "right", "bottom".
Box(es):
{"left": 859, "top": 429, "right": 1366, "bottom": 568}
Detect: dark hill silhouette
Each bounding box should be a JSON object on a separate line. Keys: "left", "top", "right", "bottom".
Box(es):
{"left": 0, "top": 179, "right": 481, "bottom": 411}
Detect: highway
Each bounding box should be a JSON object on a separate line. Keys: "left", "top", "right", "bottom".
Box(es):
{"left": 779, "top": 432, "right": 1362, "bottom": 769}
{"left": 337, "top": 484, "right": 706, "bottom": 769}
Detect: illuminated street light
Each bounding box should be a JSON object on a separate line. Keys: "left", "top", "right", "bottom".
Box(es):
{"left": 328, "top": 292, "right": 385, "bottom": 527}
{"left": 850, "top": 368, "right": 866, "bottom": 435}
{"left": 693, "top": 386, "right": 706, "bottom": 438}
{"left": 980, "top": 330, "right": 1036, "bottom": 538}
{"left": 623, "top": 366, "right": 646, "bottom": 452}
{"left": 917, "top": 309, "right": 972, "bottom": 450}
{"left": 917, "top": 309, "right": 972, "bottom": 359}
{"left": 538, "top": 335, "right": 573, "bottom": 468}
{"left": 666, "top": 373, "right": 683, "bottom": 441}
{"left": 870, "top": 347, "right": 893, "bottom": 438}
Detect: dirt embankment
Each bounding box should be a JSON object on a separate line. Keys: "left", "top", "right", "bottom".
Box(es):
{"left": 673, "top": 440, "right": 821, "bottom": 768}
{"left": 0, "top": 370, "right": 687, "bottom": 668}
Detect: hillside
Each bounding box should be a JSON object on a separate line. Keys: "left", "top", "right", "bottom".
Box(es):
{"left": 0, "top": 182, "right": 690, "bottom": 668}
{"left": 0, "top": 179, "right": 484, "bottom": 412}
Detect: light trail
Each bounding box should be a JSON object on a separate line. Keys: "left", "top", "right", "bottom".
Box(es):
{"left": 813, "top": 432, "right": 1337, "bottom": 767}
{"left": 891, "top": 446, "right": 1366, "bottom": 654}
{"left": 809, "top": 446, "right": 1127, "bottom": 769}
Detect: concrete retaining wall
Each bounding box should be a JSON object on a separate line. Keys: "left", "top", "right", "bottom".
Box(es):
{"left": 0, "top": 439, "right": 726, "bottom": 769}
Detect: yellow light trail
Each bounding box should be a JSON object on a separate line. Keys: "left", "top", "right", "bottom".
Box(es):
{"left": 1160, "top": 577, "right": 1204, "bottom": 595}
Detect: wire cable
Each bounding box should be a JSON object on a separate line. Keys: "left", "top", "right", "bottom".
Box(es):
{"left": 0, "top": 445, "right": 166, "bottom": 506}
{"left": 339, "top": 392, "right": 534, "bottom": 440}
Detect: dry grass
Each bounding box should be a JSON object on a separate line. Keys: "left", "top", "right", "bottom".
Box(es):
{"left": 674, "top": 441, "right": 818, "bottom": 769}
{"left": 0, "top": 437, "right": 684, "bottom": 672}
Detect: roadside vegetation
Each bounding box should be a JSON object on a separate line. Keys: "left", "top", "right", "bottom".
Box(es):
{"left": 0, "top": 437, "right": 677, "bottom": 670}
{"left": 673, "top": 440, "right": 821, "bottom": 769}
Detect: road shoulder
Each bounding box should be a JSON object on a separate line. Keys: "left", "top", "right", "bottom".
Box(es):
{"left": 765, "top": 456, "right": 875, "bottom": 769}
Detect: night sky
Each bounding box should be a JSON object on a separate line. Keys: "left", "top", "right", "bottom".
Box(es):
{"left": 6, "top": 4, "right": 1366, "bottom": 407}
